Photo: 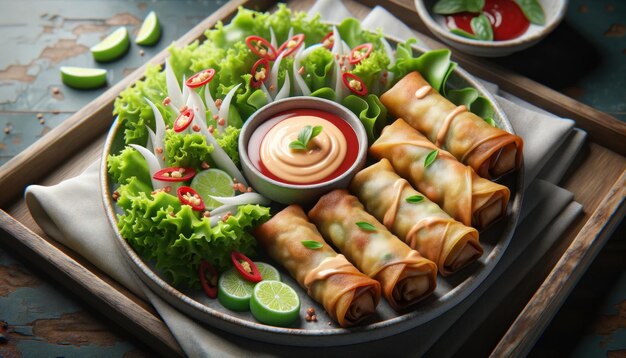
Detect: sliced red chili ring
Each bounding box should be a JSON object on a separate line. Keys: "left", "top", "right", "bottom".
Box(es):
{"left": 342, "top": 72, "right": 368, "bottom": 96}
{"left": 250, "top": 58, "right": 270, "bottom": 89}
{"left": 230, "top": 251, "right": 262, "bottom": 283}
{"left": 245, "top": 35, "right": 278, "bottom": 61}
{"left": 185, "top": 68, "right": 215, "bottom": 88}
{"left": 153, "top": 167, "right": 196, "bottom": 182}
{"left": 348, "top": 43, "right": 373, "bottom": 65}
{"left": 177, "top": 186, "right": 205, "bottom": 211}
{"left": 173, "top": 108, "right": 195, "bottom": 132}
{"left": 199, "top": 260, "right": 218, "bottom": 298}
{"left": 321, "top": 31, "right": 334, "bottom": 49}
{"left": 277, "top": 33, "right": 305, "bottom": 57}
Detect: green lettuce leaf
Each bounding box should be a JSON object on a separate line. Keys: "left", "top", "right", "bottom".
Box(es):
{"left": 302, "top": 46, "right": 334, "bottom": 91}
{"left": 216, "top": 126, "right": 241, "bottom": 167}
{"left": 390, "top": 40, "right": 456, "bottom": 93}
{"left": 107, "top": 146, "right": 152, "bottom": 185}
{"left": 351, "top": 49, "right": 390, "bottom": 93}
{"left": 342, "top": 94, "right": 388, "bottom": 143}
{"left": 164, "top": 130, "right": 214, "bottom": 168}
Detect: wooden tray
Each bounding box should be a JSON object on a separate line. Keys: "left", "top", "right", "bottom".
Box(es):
{"left": 0, "top": 0, "right": 624, "bottom": 356}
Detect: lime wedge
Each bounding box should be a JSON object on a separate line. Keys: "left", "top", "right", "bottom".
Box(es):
{"left": 257, "top": 262, "right": 280, "bottom": 281}
{"left": 190, "top": 168, "right": 235, "bottom": 210}
{"left": 91, "top": 27, "right": 130, "bottom": 62}
{"left": 218, "top": 267, "right": 255, "bottom": 311}
{"left": 250, "top": 280, "right": 300, "bottom": 327}
{"left": 60, "top": 66, "right": 107, "bottom": 89}
{"left": 136, "top": 11, "right": 161, "bottom": 46}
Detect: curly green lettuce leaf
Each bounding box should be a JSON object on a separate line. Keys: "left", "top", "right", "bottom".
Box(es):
{"left": 236, "top": 74, "right": 269, "bottom": 118}
{"left": 390, "top": 40, "right": 456, "bottom": 93}
{"left": 301, "top": 46, "right": 334, "bottom": 91}
{"left": 337, "top": 18, "right": 383, "bottom": 48}
{"left": 342, "top": 94, "right": 388, "bottom": 143}
{"left": 107, "top": 146, "right": 152, "bottom": 185}
{"left": 447, "top": 87, "right": 496, "bottom": 125}
{"left": 310, "top": 87, "right": 336, "bottom": 101}
{"left": 351, "top": 49, "right": 390, "bottom": 93}
{"left": 113, "top": 65, "right": 169, "bottom": 145}
{"left": 216, "top": 126, "right": 241, "bottom": 167}
{"left": 164, "top": 130, "right": 214, "bottom": 168}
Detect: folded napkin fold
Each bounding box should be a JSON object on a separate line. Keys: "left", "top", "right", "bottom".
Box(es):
{"left": 24, "top": 2, "right": 586, "bottom": 357}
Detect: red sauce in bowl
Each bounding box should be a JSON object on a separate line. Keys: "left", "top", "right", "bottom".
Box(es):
{"left": 445, "top": 0, "right": 530, "bottom": 41}
{"left": 247, "top": 109, "right": 359, "bottom": 185}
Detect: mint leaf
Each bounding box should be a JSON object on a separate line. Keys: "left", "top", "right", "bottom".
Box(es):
{"left": 298, "top": 125, "right": 312, "bottom": 144}
{"left": 406, "top": 195, "right": 425, "bottom": 203}
{"left": 311, "top": 125, "right": 323, "bottom": 139}
{"left": 290, "top": 125, "right": 324, "bottom": 151}
{"left": 433, "top": 0, "right": 484, "bottom": 14}
{"left": 356, "top": 221, "right": 377, "bottom": 231}
{"left": 471, "top": 14, "right": 493, "bottom": 41}
{"left": 289, "top": 141, "right": 307, "bottom": 150}
{"left": 301, "top": 240, "right": 323, "bottom": 249}
{"left": 424, "top": 149, "right": 439, "bottom": 168}
{"left": 450, "top": 28, "right": 478, "bottom": 39}
{"left": 515, "top": 0, "right": 545, "bottom": 25}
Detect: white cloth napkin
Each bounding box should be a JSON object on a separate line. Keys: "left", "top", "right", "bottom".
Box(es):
{"left": 24, "top": 2, "right": 586, "bottom": 357}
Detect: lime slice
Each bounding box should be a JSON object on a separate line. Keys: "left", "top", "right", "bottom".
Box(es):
{"left": 250, "top": 280, "right": 300, "bottom": 327}
{"left": 60, "top": 66, "right": 107, "bottom": 89}
{"left": 257, "top": 262, "right": 280, "bottom": 281}
{"left": 190, "top": 169, "right": 235, "bottom": 210}
{"left": 91, "top": 27, "right": 130, "bottom": 62}
{"left": 136, "top": 11, "right": 161, "bottom": 46}
{"left": 218, "top": 267, "right": 255, "bottom": 311}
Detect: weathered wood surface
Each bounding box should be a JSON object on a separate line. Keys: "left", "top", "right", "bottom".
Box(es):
{"left": 0, "top": 0, "right": 625, "bottom": 356}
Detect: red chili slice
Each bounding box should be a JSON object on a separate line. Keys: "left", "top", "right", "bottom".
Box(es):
{"left": 153, "top": 167, "right": 196, "bottom": 182}
{"left": 230, "top": 251, "right": 262, "bottom": 283}
{"left": 185, "top": 69, "right": 215, "bottom": 88}
{"left": 321, "top": 31, "right": 334, "bottom": 49}
{"left": 277, "top": 34, "right": 305, "bottom": 57}
{"left": 250, "top": 58, "right": 270, "bottom": 89}
{"left": 177, "top": 186, "right": 205, "bottom": 211}
{"left": 348, "top": 43, "right": 373, "bottom": 65}
{"left": 245, "top": 35, "right": 278, "bottom": 61}
{"left": 173, "top": 108, "right": 195, "bottom": 132}
{"left": 342, "top": 72, "right": 368, "bottom": 96}
{"left": 199, "top": 260, "right": 218, "bottom": 298}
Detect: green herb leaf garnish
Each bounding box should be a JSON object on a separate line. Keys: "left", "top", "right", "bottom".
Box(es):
{"left": 406, "top": 195, "right": 425, "bottom": 203}
{"left": 289, "top": 125, "right": 323, "bottom": 151}
{"left": 301, "top": 240, "right": 323, "bottom": 249}
{"left": 450, "top": 28, "right": 478, "bottom": 39}
{"left": 424, "top": 149, "right": 439, "bottom": 168}
{"left": 515, "top": 0, "right": 545, "bottom": 25}
{"left": 356, "top": 221, "right": 377, "bottom": 231}
{"left": 433, "top": 0, "right": 485, "bottom": 14}
{"left": 471, "top": 14, "right": 494, "bottom": 41}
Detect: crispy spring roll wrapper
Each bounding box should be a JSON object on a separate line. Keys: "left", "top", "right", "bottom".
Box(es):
{"left": 370, "top": 119, "right": 510, "bottom": 230}
{"left": 350, "top": 159, "right": 483, "bottom": 276}
{"left": 380, "top": 71, "right": 524, "bottom": 179}
{"left": 254, "top": 205, "right": 381, "bottom": 327}
{"left": 308, "top": 190, "right": 437, "bottom": 311}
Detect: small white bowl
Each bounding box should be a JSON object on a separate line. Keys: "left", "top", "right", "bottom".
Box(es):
{"left": 239, "top": 97, "right": 368, "bottom": 205}
{"left": 415, "top": 0, "right": 568, "bottom": 57}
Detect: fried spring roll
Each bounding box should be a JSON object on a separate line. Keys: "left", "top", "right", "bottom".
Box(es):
{"left": 308, "top": 190, "right": 437, "bottom": 311}
{"left": 350, "top": 159, "right": 482, "bottom": 275}
{"left": 254, "top": 205, "right": 381, "bottom": 327}
{"left": 381, "top": 71, "right": 524, "bottom": 179}
{"left": 370, "top": 119, "right": 510, "bottom": 230}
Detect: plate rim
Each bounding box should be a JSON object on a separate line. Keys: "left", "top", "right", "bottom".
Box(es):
{"left": 100, "top": 30, "right": 524, "bottom": 346}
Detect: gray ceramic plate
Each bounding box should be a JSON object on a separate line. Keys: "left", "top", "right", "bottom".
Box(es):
{"left": 101, "top": 32, "right": 524, "bottom": 346}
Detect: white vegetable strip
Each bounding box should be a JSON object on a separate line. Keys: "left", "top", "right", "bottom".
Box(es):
{"left": 145, "top": 126, "right": 156, "bottom": 153}
{"left": 201, "top": 126, "right": 248, "bottom": 185}
{"left": 129, "top": 144, "right": 166, "bottom": 190}
{"left": 208, "top": 204, "right": 239, "bottom": 226}
{"left": 217, "top": 83, "right": 241, "bottom": 135}
{"left": 165, "top": 58, "right": 183, "bottom": 108}
{"left": 269, "top": 51, "right": 285, "bottom": 98}
{"left": 186, "top": 88, "right": 206, "bottom": 125}
{"left": 209, "top": 192, "right": 271, "bottom": 206}
{"left": 145, "top": 98, "right": 166, "bottom": 168}
{"left": 270, "top": 27, "right": 277, "bottom": 49}
{"left": 380, "top": 36, "right": 395, "bottom": 86}
{"left": 260, "top": 83, "right": 272, "bottom": 103}
{"left": 292, "top": 46, "right": 311, "bottom": 96}
{"left": 331, "top": 26, "right": 342, "bottom": 56}
{"left": 274, "top": 72, "right": 291, "bottom": 101}
{"left": 203, "top": 83, "right": 219, "bottom": 116}
{"left": 181, "top": 75, "right": 190, "bottom": 104}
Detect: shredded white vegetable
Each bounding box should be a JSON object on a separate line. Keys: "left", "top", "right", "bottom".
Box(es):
{"left": 129, "top": 144, "right": 166, "bottom": 190}
{"left": 380, "top": 36, "right": 395, "bottom": 86}
{"left": 209, "top": 192, "right": 271, "bottom": 206}
{"left": 165, "top": 58, "right": 183, "bottom": 108}
{"left": 218, "top": 83, "right": 241, "bottom": 135}
{"left": 269, "top": 27, "right": 277, "bottom": 50}
{"left": 292, "top": 45, "right": 312, "bottom": 96}
{"left": 203, "top": 83, "right": 219, "bottom": 115}
{"left": 145, "top": 98, "right": 166, "bottom": 168}
{"left": 186, "top": 88, "right": 206, "bottom": 125}
{"left": 269, "top": 51, "right": 285, "bottom": 98}
{"left": 274, "top": 72, "right": 291, "bottom": 101}
{"left": 146, "top": 126, "right": 156, "bottom": 153}
{"left": 201, "top": 125, "right": 248, "bottom": 186}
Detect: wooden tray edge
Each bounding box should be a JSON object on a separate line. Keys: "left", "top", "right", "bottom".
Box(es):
{"left": 0, "top": 209, "right": 184, "bottom": 357}
{"left": 491, "top": 169, "right": 626, "bottom": 356}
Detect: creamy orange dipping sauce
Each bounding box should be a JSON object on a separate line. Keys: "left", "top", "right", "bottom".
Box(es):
{"left": 248, "top": 109, "right": 359, "bottom": 185}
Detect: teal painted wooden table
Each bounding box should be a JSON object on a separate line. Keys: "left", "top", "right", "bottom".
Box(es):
{"left": 1, "top": 0, "right": 624, "bottom": 356}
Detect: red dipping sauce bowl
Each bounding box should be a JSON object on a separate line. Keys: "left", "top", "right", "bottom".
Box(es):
{"left": 239, "top": 97, "right": 368, "bottom": 205}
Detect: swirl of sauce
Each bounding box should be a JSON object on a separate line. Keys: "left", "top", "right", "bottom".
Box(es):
{"left": 260, "top": 115, "right": 347, "bottom": 184}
